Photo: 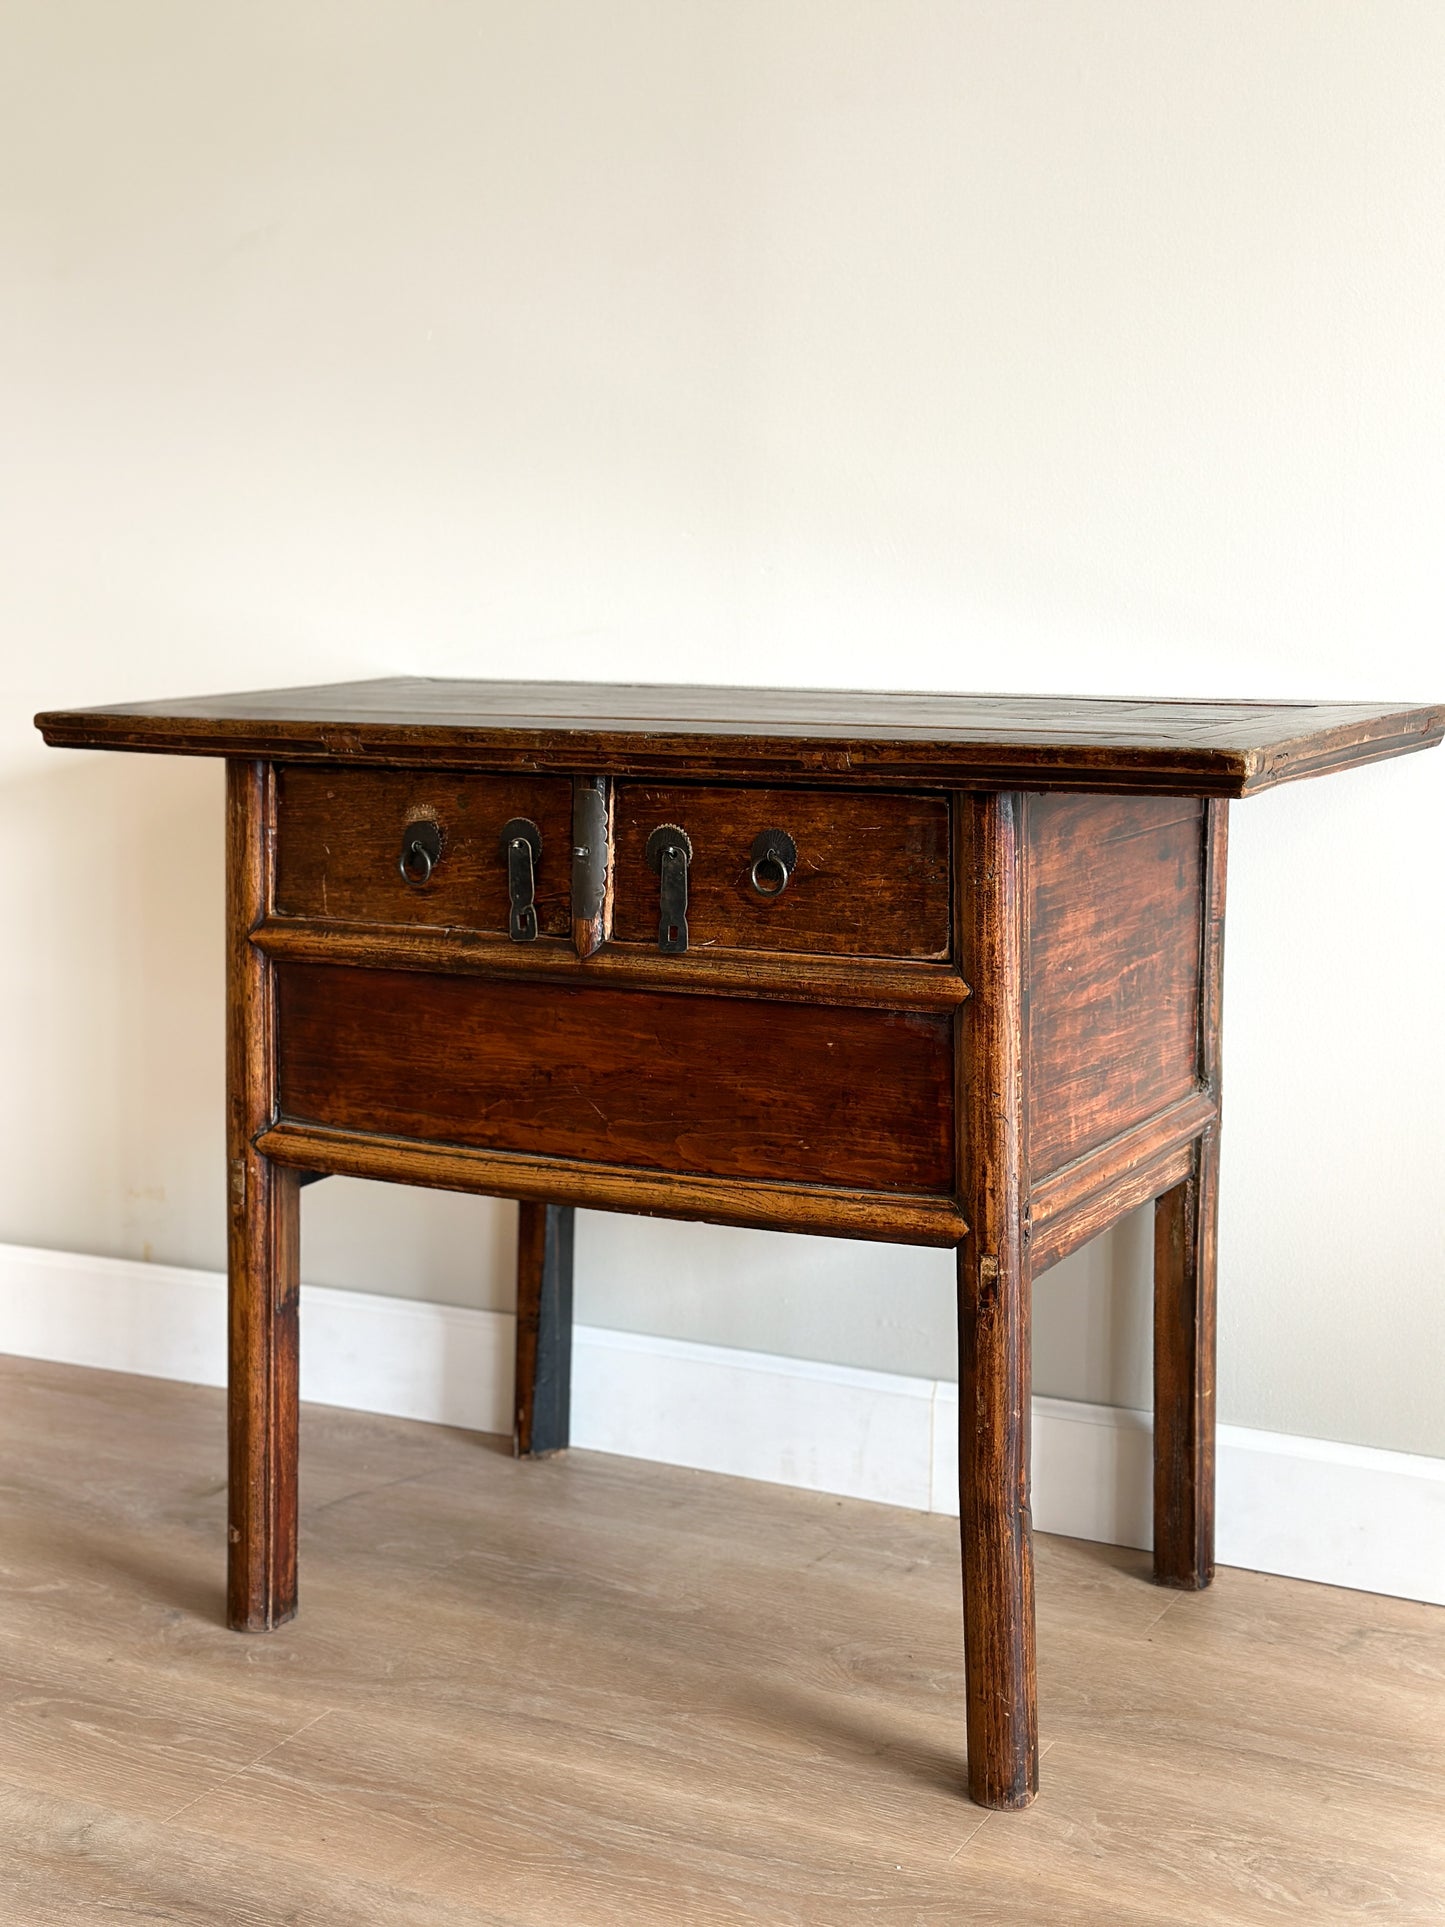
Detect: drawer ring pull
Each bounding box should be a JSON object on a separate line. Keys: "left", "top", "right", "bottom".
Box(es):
{"left": 399, "top": 820, "right": 442, "bottom": 888}
{"left": 749, "top": 829, "right": 797, "bottom": 899}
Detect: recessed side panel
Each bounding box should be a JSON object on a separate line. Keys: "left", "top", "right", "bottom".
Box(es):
{"left": 275, "top": 964, "right": 956, "bottom": 1195}
{"left": 1025, "top": 792, "right": 1205, "bottom": 1178}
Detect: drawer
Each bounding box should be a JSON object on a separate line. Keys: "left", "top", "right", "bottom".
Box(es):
{"left": 274, "top": 767, "right": 573, "bottom": 935}
{"left": 275, "top": 963, "right": 955, "bottom": 1195}
{"left": 611, "top": 784, "right": 951, "bottom": 960}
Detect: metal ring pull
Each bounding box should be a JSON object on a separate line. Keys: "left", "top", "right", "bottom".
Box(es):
{"left": 748, "top": 829, "right": 797, "bottom": 899}
{"left": 399, "top": 819, "right": 442, "bottom": 888}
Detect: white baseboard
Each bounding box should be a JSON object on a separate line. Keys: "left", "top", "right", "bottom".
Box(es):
{"left": 2, "top": 1241, "right": 1441, "bottom": 1607}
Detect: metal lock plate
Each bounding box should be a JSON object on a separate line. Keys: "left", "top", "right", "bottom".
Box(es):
{"left": 502, "top": 817, "right": 542, "bottom": 942}
{"left": 572, "top": 780, "right": 609, "bottom": 927}
{"left": 645, "top": 823, "right": 692, "bottom": 954}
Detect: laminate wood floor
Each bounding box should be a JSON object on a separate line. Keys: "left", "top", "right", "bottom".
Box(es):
{"left": 0, "top": 1353, "right": 1440, "bottom": 1925}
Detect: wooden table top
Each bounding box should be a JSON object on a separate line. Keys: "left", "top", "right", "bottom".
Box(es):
{"left": 36, "top": 677, "right": 1444, "bottom": 795}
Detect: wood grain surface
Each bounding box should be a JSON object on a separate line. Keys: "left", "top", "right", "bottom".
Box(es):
{"left": 1154, "top": 798, "right": 1228, "bottom": 1591}
{"left": 224, "top": 760, "right": 299, "bottom": 1635}
{"left": 4, "top": 1356, "right": 1442, "bottom": 1927}
{"left": 255, "top": 1120, "right": 967, "bottom": 1245}
{"left": 274, "top": 766, "right": 573, "bottom": 936}
{"left": 252, "top": 915, "right": 969, "bottom": 1010}
{"left": 274, "top": 962, "right": 957, "bottom": 1194}
{"left": 611, "top": 782, "right": 951, "bottom": 958}
{"left": 35, "top": 677, "right": 1445, "bottom": 794}
{"left": 955, "top": 793, "right": 1038, "bottom": 1809}
{"left": 1025, "top": 792, "right": 1205, "bottom": 1177}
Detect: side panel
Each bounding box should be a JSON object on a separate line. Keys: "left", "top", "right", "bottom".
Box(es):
{"left": 1025, "top": 792, "right": 1205, "bottom": 1179}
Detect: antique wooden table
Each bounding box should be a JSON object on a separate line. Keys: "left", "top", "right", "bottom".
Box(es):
{"left": 37, "top": 680, "right": 1443, "bottom": 1809}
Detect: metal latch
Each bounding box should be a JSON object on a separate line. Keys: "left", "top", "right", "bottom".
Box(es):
{"left": 571, "top": 777, "right": 609, "bottom": 959}
{"left": 502, "top": 817, "right": 541, "bottom": 942}
{"left": 645, "top": 823, "right": 692, "bottom": 954}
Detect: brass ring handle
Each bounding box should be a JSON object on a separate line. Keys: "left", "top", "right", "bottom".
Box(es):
{"left": 748, "top": 829, "right": 797, "bottom": 899}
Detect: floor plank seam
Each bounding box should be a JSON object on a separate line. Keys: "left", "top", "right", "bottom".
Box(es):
{"left": 950, "top": 1739, "right": 1057, "bottom": 1857}
{"left": 944, "top": 1813, "right": 991, "bottom": 1864}
{"left": 1137, "top": 1589, "right": 1192, "bottom": 1637}
{"left": 305, "top": 1464, "right": 448, "bottom": 1520}
{"left": 161, "top": 1707, "right": 336, "bottom": 1825}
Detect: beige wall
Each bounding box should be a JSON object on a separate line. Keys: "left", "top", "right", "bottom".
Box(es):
{"left": 2, "top": 2, "right": 1441, "bottom": 1454}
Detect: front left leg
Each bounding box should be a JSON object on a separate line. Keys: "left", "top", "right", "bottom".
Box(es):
{"left": 227, "top": 1151, "right": 300, "bottom": 1631}
{"left": 225, "top": 757, "right": 300, "bottom": 1632}
{"left": 956, "top": 790, "right": 1038, "bottom": 1809}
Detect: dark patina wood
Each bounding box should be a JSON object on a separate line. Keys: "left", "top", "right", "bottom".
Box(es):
{"left": 251, "top": 916, "right": 967, "bottom": 1011}
{"left": 956, "top": 792, "right": 1038, "bottom": 1809}
{"left": 274, "top": 962, "right": 956, "bottom": 1194}
{"left": 35, "top": 678, "right": 1442, "bottom": 1815}
{"left": 225, "top": 760, "right": 300, "bottom": 1635}
{"left": 611, "top": 782, "right": 951, "bottom": 958}
{"left": 513, "top": 1201, "right": 575, "bottom": 1459}
{"left": 275, "top": 766, "right": 573, "bottom": 936}
{"left": 254, "top": 1119, "right": 967, "bottom": 1244}
{"left": 1024, "top": 792, "right": 1205, "bottom": 1175}
{"left": 1153, "top": 799, "right": 1228, "bottom": 1590}
{"left": 36, "top": 678, "right": 1444, "bottom": 794}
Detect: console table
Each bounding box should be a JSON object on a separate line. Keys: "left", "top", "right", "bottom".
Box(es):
{"left": 37, "top": 680, "right": 1443, "bottom": 1809}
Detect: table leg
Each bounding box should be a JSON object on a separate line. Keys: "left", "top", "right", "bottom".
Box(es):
{"left": 1153, "top": 1131, "right": 1219, "bottom": 1588}
{"left": 513, "top": 1201, "right": 575, "bottom": 1456}
{"left": 227, "top": 1153, "right": 300, "bottom": 1630}
{"left": 225, "top": 758, "right": 300, "bottom": 1632}
{"left": 958, "top": 1232, "right": 1038, "bottom": 1809}
{"left": 956, "top": 790, "right": 1038, "bottom": 1809}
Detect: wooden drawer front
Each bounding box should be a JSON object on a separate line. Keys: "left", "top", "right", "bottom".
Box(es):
{"left": 611, "top": 784, "right": 950, "bottom": 959}
{"left": 276, "top": 963, "right": 955, "bottom": 1194}
{"left": 274, "top": 768, "right": 573, "bottom": 933}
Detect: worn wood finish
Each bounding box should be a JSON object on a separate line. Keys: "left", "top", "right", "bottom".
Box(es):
{"left": 34, "top": 679, "right": 1443, "bottom": 1819}
{"left": 37, "top": 678, "right": 1445, "bottom": 794}
{"left": 1153, "top": 799, "right": 1228, "bottom": 1590}
{"left": 224, "top": 760, "right": 300, "bottom": 1634}
{"left": 513, "top": 1202, "right": 575, "bottom": 1458}
{"left": 1025, "top": 792, "right": 1205, "bottom": 1177}
{"left": 1154, "top": 1138, "right": 1220, "bottom": 1591}
{"left": 256, "top": 1121, "right": 968, "bottom": 1245}
{"left": 274, "top": 962, "right": 957, "bottom": 1195}
{"left": 955, "top": 791, "right": 1038, "bottom": 1810}
{"left": 1027, "top": 1089, "right": 1216, "bottom": 1276}
{"left": 252, "top": 916, "right": 968, "bottom": 1010}
{"left": 274, "top": 765, "right": 573, "bottom": 935}
{"left": 611, "top": 782, "right": 951, "bottom": 958}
